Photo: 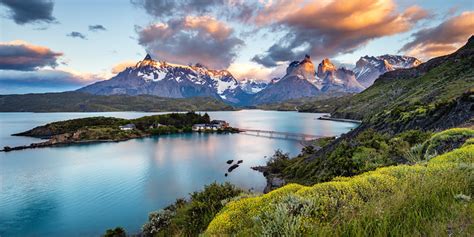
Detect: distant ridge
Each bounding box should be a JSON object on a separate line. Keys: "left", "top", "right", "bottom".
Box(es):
{"left": 0, "top": 92, "right": 234, "bottom": 112}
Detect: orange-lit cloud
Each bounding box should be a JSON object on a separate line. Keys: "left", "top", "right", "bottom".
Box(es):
{"left": 400, "top": 11, "right": 474, "bottom": 60}
{"left": 0, "top": 40, "right": 107, "bottom": 93}
{"left": 227, "top": 62, "right": 286, "bottom": 81}
{"left": 111, "top": 60, "right": 137, "bottom": 74}
{"left": 252, "top": 0, "right": 430, "bottom": 67}
{"left": 183, "top": 16, "right": 232, "bottom": 40}
{"left": 0, "top": 40, "right": 63, "bottom": 71}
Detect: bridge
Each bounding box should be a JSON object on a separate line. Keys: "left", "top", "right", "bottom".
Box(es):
{"left": 238, "top": 128, "right": 322, "bottom": 141}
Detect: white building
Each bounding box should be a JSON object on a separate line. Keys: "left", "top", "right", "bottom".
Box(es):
{"left": 192, "top": 124, "right": 220, "bottom": 131}
{"left": 119, "top": 124, "right": 136, "bottom": 131}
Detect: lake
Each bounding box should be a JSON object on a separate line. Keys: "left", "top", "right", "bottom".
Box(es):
{"left": 0, "top": 110, "right": 358, "bottom": 236}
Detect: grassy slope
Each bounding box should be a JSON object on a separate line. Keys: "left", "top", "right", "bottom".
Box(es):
{"left": 206, "top": 130, "right": 474, "bottom": 236}
{"left": 0, "top": 92, "right": 234, "bottom": 112}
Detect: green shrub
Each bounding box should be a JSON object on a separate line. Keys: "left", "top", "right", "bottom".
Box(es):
{"left": 141, "top": 182, "right": 242, "bottom": 236}
{"left": 404, "top": 143, "right": 424, "bottom": 163}
{"left": 103, "top": 227, "right": 126, "bottom": 237}
{"left": 254, "top": 194, "right": 315, "bottom": 236}
{"left": 397, "top": 130, "right": 432, "bottom": 145}
{"left": 422, "top": 128, "right": 474, "bottom": 160}
{"left": 266, "top": 150, "right": 291, "bottom": 174}
{"left": 182, "top": 182, "right": 242, "bottom": 235}
{"left": 352, "top": 146, "right": 389, "bottom": 171}
{"left": 142, "top": 210, "right": 174, "bottom": 236}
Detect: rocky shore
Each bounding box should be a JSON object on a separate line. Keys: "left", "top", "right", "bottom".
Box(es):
{"left": 251, "top": 166, "right": 286, "bottom": 193}
{"left": 317, "top": 115, "right": 362, "bottom": 123}
{"left": 2, "top": 133, "right": 139, "bottom": 152}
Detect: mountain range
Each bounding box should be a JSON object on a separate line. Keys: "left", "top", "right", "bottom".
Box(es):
{"left": 78, "top": 53, "right": 421, "bottom": 105}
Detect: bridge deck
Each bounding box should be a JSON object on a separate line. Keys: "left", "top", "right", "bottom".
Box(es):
{"left": 238, "top": 128, "right": 322, "bottom": 141}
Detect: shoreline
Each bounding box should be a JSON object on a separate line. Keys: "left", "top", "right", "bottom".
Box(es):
{"left": 317, "top": 116, "right": 362, "bottom": 123}
{"left": 1, "top": 136, "right": 147, "bottom": 152}
{"left": 2, "top": 129, "right": 239, "bottom": 152}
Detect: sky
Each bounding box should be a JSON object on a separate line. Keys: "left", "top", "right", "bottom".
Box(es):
{"left": 0, "top": 0, "right": 473, "bottom": 94}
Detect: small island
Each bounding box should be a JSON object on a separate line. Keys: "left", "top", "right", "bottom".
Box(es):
{"left": 2, "top": 112, "right": 238, "bottom": 152}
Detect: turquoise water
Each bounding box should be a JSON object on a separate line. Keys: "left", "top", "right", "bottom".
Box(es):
{"left": 0, "top": 110, "right": 358, "bottom": 236}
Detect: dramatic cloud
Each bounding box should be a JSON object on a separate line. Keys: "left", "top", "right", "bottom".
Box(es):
{"left": 0, "top": 69, "right": 103, "bottom": 94}
{"left": 400, "top": 11, "right": 474, "bottom": 60}
{"left": 0, "top": 40, "right": 63, "bottom": 71}
{"left": 66, "top": 31, "right": 87, "bottom": 40}
{"left": 0, "top": 0, "right": 55, "bottom": 24}
{"left": 137, "top": 16, "right": 244, "bottom": 69}
{"left": 88, "top": 24, "right": 107, "bottom": 32}
{"left": 251, "top": 0, "right": 430, "bottom": 67}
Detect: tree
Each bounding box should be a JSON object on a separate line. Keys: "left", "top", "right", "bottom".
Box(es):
{"left": 203, "top": 113, "right": 211, "bottom": 123}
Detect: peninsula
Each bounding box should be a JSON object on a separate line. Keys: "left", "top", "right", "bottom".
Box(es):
{"left": 2, "top": 112, "right": 238, "bottom": 152}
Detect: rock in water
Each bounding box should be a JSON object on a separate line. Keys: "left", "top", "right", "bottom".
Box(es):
{"left": 228, "top": 164, "right": 239, "bottom": 172}
{"left": 226, "top": 160, "right": 234, "bottom": 164}
{"left": 237, "top": 160, "right": 243, "bottom": 164}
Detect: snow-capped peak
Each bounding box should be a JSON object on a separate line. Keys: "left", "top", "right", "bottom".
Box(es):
{"left": 123, "top": 54, "right": 244, "bottom": 99}
{"left": 353, "top": 54, "right": 421, "bottom": 87}
{"left": 239, "top": 79, "right": 268, "bottom": 94}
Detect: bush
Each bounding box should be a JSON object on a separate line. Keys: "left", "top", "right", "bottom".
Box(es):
{"left": 142, "top": 210, "right": 174, "bottom": 236}
{"left": 103, "top": 227, "right": 126, "bottom": 237}
{"left": 141, "top": 182, "right": 242, "bottom": 236}
{"left": 404, "top": 143, "right": 424, "bottom": 163}
{"left": 182, "top": 182, "right": 243, "bottom": 235}
{"left": 301, "top": 145, "right": 315, "bottom": 154}
{"left": 254, "top": 194, "right": 315, "bottom": 236}
{"left": 422, "top": 128, "right": 474, "bottom": 160}
{"left": 352, "top": 146, "right": 390, "bottom": 171}
{"left": 266, "top": 150, "right": 291, "bottom": 174}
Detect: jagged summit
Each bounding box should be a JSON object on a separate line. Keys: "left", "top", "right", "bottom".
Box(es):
{"left": 317, "top": 58, "right": 337, "bottom": 78}
{"left": 144, "top": 53, "right": 152, "bottom": 61}
{"left": 136, "top": 53, "right": 159, "bottom": 68}
{"left": 287, "top": 54, "right": 316, "bottom": 81}
{"left": 301, "top": 54, "right": 311, "bottom": 63}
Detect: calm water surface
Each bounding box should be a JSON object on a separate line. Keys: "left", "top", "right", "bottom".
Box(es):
{"left": 0, "top": 110, "right": 358, "bottom": 236}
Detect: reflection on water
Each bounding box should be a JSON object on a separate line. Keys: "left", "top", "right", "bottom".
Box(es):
{"left": 0, "top": 110, "right": 358, "bottom": 236}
